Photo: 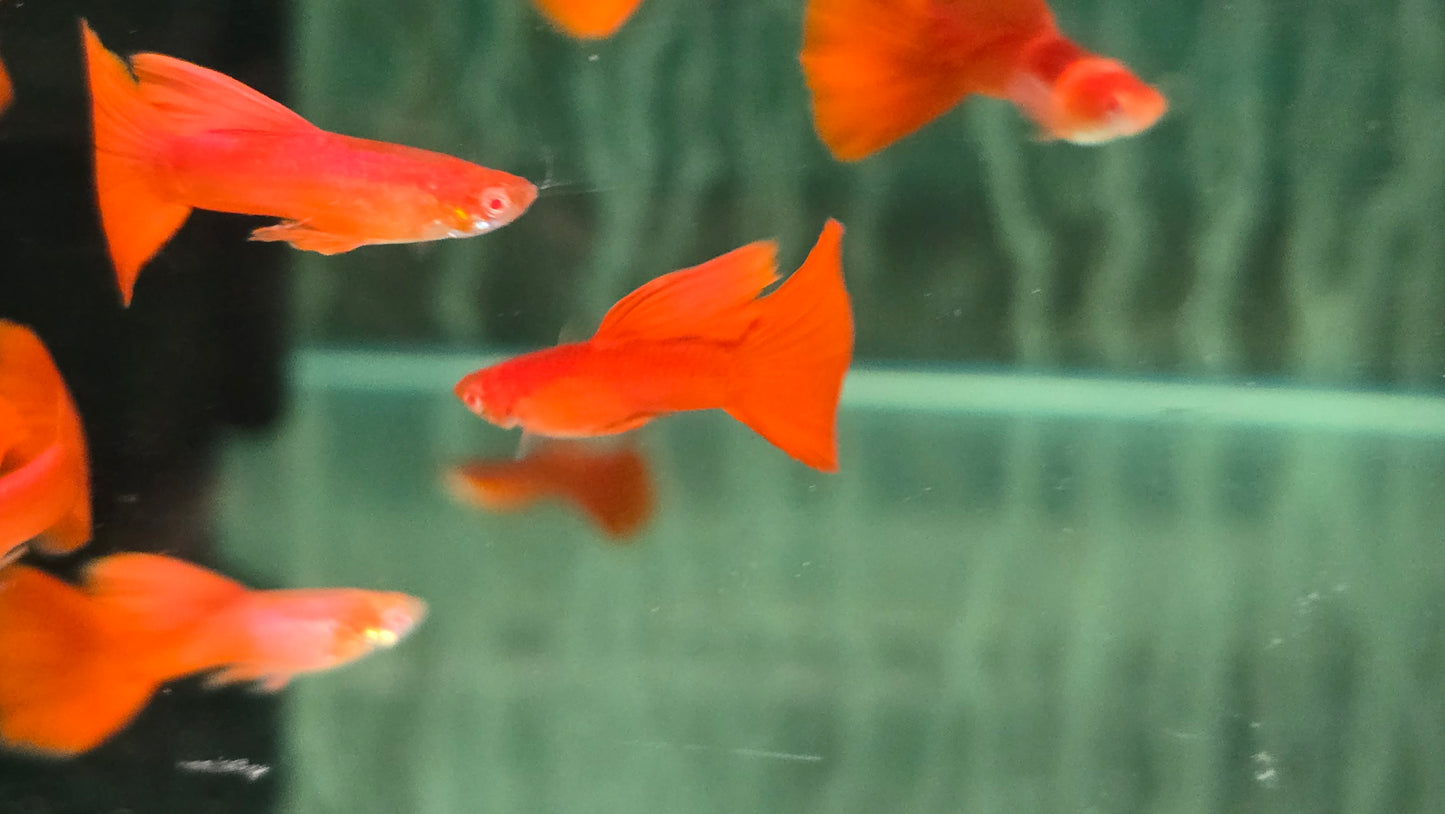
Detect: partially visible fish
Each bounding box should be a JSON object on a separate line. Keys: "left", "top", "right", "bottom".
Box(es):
{"left": 0, "top": 322, "right": 91, "bottom": 566}
{"left": 455, "top": 219, "right": 853, "bottom": 472}
{"left": 800, "top": 0, "right": 1167, "bottom": 160}
{"left": 0, "top": 41, "right": 12, "bottom": 118}
{"left": 81, "top": 20, "right": 538, "bottom": 305}
{"left": 532, "top": 0, "right": 647, "bottom": 39}
{"left": 447, "top": 441, "right": 654, "bottom": 539}
{"left": 0, "top": 554, "right": 427, "bottom": 757}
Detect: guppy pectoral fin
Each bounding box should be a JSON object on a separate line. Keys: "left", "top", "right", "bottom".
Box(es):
{"left": 205, "top": 664, "right": 289, "bottom": 692}
{"left": 257, "top": 674, "right": 292, "bottom": 693}
{"left": 1029, "top": 127, "right": 1062, "bottom": 144}
{"left": 596, "top": 414, "right": 653, "bottom": 435}
{"left": 202, "top": 665, "right": 251, "bottom": 689}
{"left": 515, "top": 430, "right": 542, "bottom": 460}
{"left": 250, "top": 222, "right": 365, "bottom": 255}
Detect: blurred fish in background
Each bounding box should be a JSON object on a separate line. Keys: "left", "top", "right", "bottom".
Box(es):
{"left": 799, "top": 0, "right": 1166, "bottom": 160}
{"left": 0, "top": 40, "right": 12, "bottom": 117}
{"left": 531, "top": 0, "right": 647, "bottom": 39}
{"left": 0, "top": 553, "right": 426, "bottom": 757}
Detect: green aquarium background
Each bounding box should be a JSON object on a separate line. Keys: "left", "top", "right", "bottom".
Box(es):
{"left": 238, "top": 0, "right": 1445, "bottom": 811}
{"left": 2, "top": 0, "right": 1444, "bottom": 811}
{"left": 289, "top": 0, "right": 1445, "bottom": 388}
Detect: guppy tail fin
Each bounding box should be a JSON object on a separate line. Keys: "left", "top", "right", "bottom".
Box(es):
{"left": 0, "top": 565, "right": 159, "bottom": 757}
{"left": 727, "top": 219, "right": 853, "bottom": 472}
{"left": 532, "top": 0, "right": 646, "bottom": 39}
{"left": 82, "top": 20, "right": 192, "bottom": 305}
{"left": 800, "top": 0, "right": 1053, "bottom": 159}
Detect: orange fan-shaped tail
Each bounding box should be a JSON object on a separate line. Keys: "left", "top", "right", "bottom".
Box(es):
{"left": 800, "top": 0, "right": 1053, "bottom": 160}
{"left": 0, "top": 566, "right": 160, "bottom": 757}
{"left": 81, "top": 21, "right": 192, "bottom": 305}
{"left": 726, "top": 219, "right": 853, "bottom": 472}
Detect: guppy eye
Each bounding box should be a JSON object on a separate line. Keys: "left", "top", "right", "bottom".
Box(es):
{"left": 480, "top": 189, "right": 512, "bottom": 216}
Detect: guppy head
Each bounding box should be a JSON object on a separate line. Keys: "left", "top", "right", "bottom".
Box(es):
{"left": 328, "top": 591, "right": 429, "bottom": 666}
{"left": 455, "top": 367, "right": 521, "bottom": 429}
{"left": 447, "top": 176, "right": 539, "bottom": 238}
{"left": 1051, "top": 58, "right": 1166, "bottom": 145}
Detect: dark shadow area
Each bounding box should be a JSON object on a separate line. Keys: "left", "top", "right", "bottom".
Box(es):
{"left": 0, "top": 1, "right": 287, "bottom": 810}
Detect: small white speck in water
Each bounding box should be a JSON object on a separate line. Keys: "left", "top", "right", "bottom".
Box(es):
{"left": 619, "top": 740, "right": 822, "bottom": 763}
{"left": 177, "top": 758, "right": 271, "bottom": 782}
{"left": 1251, "top": 751, "right": 1278, "bottom": 788}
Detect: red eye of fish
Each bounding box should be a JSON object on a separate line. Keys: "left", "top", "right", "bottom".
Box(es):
{"left": 482, "top": 192, "right": 511, "bottom": 216}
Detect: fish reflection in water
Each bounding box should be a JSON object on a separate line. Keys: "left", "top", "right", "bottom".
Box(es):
{"left": 447, "top": 440, "right": 655, "bottom": 540}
